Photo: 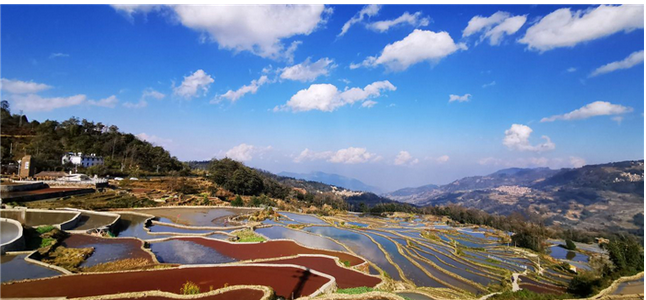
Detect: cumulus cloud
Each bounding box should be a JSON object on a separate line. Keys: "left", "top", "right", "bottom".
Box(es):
{"left": 394, "top": 151, "right": 419, "bottom": 166}
{"left": 590, "top": 50, "right": 644, "bottom": 77}
{"left": 136, "top": 133, "right": 173, "bottom": 148}
{"left": 123, "top": 100, "right": 148, "bottom": 109}
{"left": 449, "top": 94, "right": 471, "bottom": 103}
{"left": 225, "top": 143, "right": 272, "bottom": 162}
{"left": 570, "top": 156, "right": 586, "bottom": 168}
{"left": 88, "top": 95, "right": 119, "bottom": 108}
{"left": 114, "top": 5, "right": 329, "bottom": 61}
{"left": 294, "top": 147, "right": 378, "bottom": 164}
{"left": 463, "top": 11, "right": 527, "bottom": 45}
{"left": 279, "top": 57, "right": 335, "bottom": 82}
{"left": 361, "top": 100, "right": 377, "bottom": 108}
{"left": 293, "top": 148, "right": 333, "bottom": 163}
{"left": 354, "top": 29, "right": 466, "bottom": 71}
{"left": 142, "top": 88, "right": 166, "bottom": 100}
{"left": 276, "top": 80, "right": 396, "bottom": 112}
{"left": 215, "top": 75, "right": 269, "bottom": 103}
{"left": 435, "top": 155, "right": 450, "bottom": 163}
{"left": 1, "top": 78, "right": 52, "bottom": 94}
{"left": 329, "top": 147, "right": 377, "bottom": 164}
{"left": 339, "top": 4, "right": 380, "bottom": 36}
{"left": 173, "top": 69, "right": 214, "bottom": 99}
{"left": 519, "top": 5, "right": 644, "bottom": 52}
{"left": 503, "top": 124, "right": 555, "bottom": 152}
{"left": 367, "top": 11, "right": 430, "bottom": 33}
{"left": 9, "top": 94, "right": 87, "bottom": 112}
{"left": 541, "top": 101, "right": 633, "bottom": 122}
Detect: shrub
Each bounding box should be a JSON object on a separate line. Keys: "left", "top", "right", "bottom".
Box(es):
{"left": 564, "top": 239, "right": 576, "bottom": 250}
{"left": 180, "top": 281, "right": 201, "bottom": 295}
{"left": 36, "top": 225, "right": 55, "bottom": 234}
{"left": 231, "top": 195, "right": 243, "bottom": 207}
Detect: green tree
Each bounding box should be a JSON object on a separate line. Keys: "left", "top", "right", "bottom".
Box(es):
{"left": 564, "top": 239, "right": 576, "bottom": 250}
{"left": 231, "top": 195, "right": 243, "bottom": 207}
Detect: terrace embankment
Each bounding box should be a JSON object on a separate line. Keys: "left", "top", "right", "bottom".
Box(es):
{"left": 165, "top": 237, "right": 365, "bottom": 266}
{"left": 0, "top": 264, "right": 331, "bottom": 298}
{"left": 252, "top": 256, "right": 381, "bottom": 289}
{"left": 104, "top": 288, "right": 269, "bottom": 300}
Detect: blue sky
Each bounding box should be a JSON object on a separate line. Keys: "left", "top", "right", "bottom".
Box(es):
{"left": 1, "top": 4, "right": 644, "bottom": 191}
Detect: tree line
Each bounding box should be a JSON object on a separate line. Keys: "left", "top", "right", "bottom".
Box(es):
{"left": 1, "top": 108, "right": 184, "bottom": 176}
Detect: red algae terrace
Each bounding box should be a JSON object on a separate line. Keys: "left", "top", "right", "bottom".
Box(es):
{"left": 172, "top": 236, "right": 365, "bottom": 266}
{"left": 1, "top": 265, "right": 331, "bottom": 298}
{"left": 0, "top": 206, "right": 612, "bottom": 300}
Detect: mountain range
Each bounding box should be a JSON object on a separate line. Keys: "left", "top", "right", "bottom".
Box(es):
{"left": 278, "top": 171, "right": 383, "bottom": 194}
{"left": 384, "top": 160, "right": 644, "bottom": 235}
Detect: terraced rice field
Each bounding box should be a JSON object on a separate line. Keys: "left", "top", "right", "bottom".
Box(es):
{"left": 2, "top": 207, "right": 609, "bottom": 299}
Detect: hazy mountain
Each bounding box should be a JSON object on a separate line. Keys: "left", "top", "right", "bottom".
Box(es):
{"left": 278, "top": 171, "right": 383, "bottom": 194}
{"left": 386, "top": 160, "right": 644, "bottom": 235}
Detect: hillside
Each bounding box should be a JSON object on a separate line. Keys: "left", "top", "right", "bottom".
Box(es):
{"left": 0, "top": 109, "right": 184, "bottom": 175}
{"left": 278, "top": 171, "right": 382, "bottom": 194}
{"left": 385, "top": 161, "right": 645, "bottom": 235}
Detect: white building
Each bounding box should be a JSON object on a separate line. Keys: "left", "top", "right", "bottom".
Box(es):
{"left": 61, "top": 152, "right": 104, "bottom": 168}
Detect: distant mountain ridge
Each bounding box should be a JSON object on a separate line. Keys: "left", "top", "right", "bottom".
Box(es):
{"left": 384, "top": 160, "right": 644, "bottom": 235}
{"left": 278, "top": 171, "right": 383, "bottom": 194}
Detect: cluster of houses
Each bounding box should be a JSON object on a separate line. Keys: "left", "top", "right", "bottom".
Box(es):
{"left": 13, "top": 153, "right": 105, "bottom": 183}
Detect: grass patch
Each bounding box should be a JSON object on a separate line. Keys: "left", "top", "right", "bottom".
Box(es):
{"left": 490, "top": 290, "right": 571, "bottom": 300}
{"left": 336, "top": 287, "right": 375, "bottom": 294}
{"left": 40, "top": 237, "right": 56, "bottom": 248}
{"left": 233, "top": 229, "right": 266, "bottom": 243}
{"left": 36, "top": 225, "right": 55, "bottom": 234}
{"left": 180, "top": 281, "right": 201, "bottom": 295}
{"left": 336, "top": 287, "right": 412, "bottom": 300}
{"left": 41, "top": 246, "right": 94, "bottom": 272}
{"left": 81, "top": 258, "right": 171, "bottom": 273}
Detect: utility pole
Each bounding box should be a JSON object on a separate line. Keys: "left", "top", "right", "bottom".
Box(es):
{"left": 18, "top": 110, "right": 23, "bottom": 127}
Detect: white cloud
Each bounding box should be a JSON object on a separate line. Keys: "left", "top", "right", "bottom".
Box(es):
{"left": 394, "top": 151, "right": 419, "bottom": 166}
{"left": 339, "top": 4, "right": 381, "bottom": 36}
{"left": 449, "top": 93, "right": 471, "bottom": 103}
{"left": 329, "top": 147, "right": 377, "bottom": 164}
{"left": 49, "top": 53, "right": 70, "bottom": 59}
{"left": 173, "top": 69, "right": 214, "bottom": 99}
{"left": 225, "top": 143, "right": 272, "bottom": 162}
{"left": 463, "top": 11, "right": 527, "bottom": 45}
{"left": 277, "top": 80, "right": 396, "bottom": 112}
{"left": 293, "top": 148, "right": 333, "bottom": 163}
{"left": 355, "top": 29, "right": 466, "bottom": 71}
{"left": 503, "top": 124, "right": 555, "bottom": 152}
{"left": 88, "top": 95, "right": 119, "bottom": 108}
{"left": 567, "top": 67, "right": 577, "bottom": 73}
{"left": 294, "top": 147, "right": 378, "bottom": 164}
{"left": 279, "top": 57, "right": 335, "bottom": 82}
{"left": 123, "top": 99, "right": 148, "bottom": 109}
{"left": 367, "top": 11, "right": 430, "bottom": 33}
{"left": 361, "top": 100, "right": 377, "bottom": 108}
{"left": 541, "top": 101, "right": 633, "bottom": 122}
{"left": 590, "top": 50, "right": 644, "bottom": 77}
{"left": 570, "top": 156, "right": 586, "bottom": 168}
{"left": 215, "top": 75, "right": 269, "bottom": 103}
{"left": 482, "top": 81, "right": 496, "bottom": 88}
{"left": 136, "top": 133, "right": 173, "bottom": 148}
{"left": 9, "top": 94, "right": 87, "bottom": 112}
{"left": 436, "top": 155, "right": 450, "bottom": 163}
{"left": 519, "top": 5, "right": 644, "bottom": 52}
{"left": 115, "top": 5, "right": 330, "bottom": 61}
{"left": 1, "top": 78, "right": 52, "bottom": 94}
{"left": 142, "top": 88, "right": 166, "bottom": 100}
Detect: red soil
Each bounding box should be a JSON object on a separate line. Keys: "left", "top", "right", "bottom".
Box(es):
{"left": 0, "top": 265, "right": 330, "bottom": 299}
{"left": 109, "top": 288, "right": 266, "bottom": 300}
{"left": 180, "top": 237, "right": 365, "bottom": 266}
{"left": 255, "top": 256, "right": 381, "bottom": 289}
